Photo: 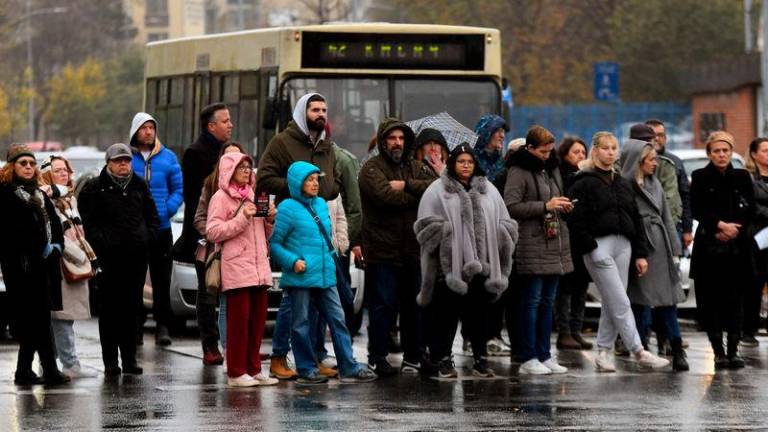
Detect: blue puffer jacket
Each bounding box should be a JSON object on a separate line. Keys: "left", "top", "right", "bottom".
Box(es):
{"left": 270, "top": 161, "right": 336, "bottom": 289}
{"left": 130, "top": 112, "right": 184, "bottom": 230}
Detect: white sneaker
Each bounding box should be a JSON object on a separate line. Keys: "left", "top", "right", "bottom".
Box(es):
{"left": 251, "top": 373, "right": 279, "bottom": 386}
{"left": 227, "top": 374, "right": 258, "bottom": 387}
{"left": 519, "top": 359, "right": 552, "bottom": 375}
{"left": 62, "top": 364, "right": 97, "bottom": 378}
{"left": 319, "top": 356, "right": 337, "bottom": 369}
{"left": 541, "top": 358, "right": 568, "bottom": 374}
{"left": 487, "top": 338, "right": 512, "bottom": 356}
{"left": 635, "top": 350, "right": 670, "bottom": 369}
{"left": 595, "top": 349, "right": 616, "bottom": 372}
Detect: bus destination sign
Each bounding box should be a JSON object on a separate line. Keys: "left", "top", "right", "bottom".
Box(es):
{"left": 301, "top": 32, "right": 485, "bottom": 70}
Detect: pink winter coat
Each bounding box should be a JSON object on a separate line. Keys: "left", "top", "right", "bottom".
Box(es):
{"left": 206, "top": 153, "right": 272, "bottom": 292}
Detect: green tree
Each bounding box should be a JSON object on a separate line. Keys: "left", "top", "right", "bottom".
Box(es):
{"left": 44, "top": 59, "right": 107, "bottom": 144}
{"left": 0, "top": 85, "right": 10, "bottom": 138}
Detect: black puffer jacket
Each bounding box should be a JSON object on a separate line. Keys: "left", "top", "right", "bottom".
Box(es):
{"left": 567, "top": 167, "right": 648, "bottom": 258}
{"left": 79, "top": 168, "right": 160, "bottom": 255}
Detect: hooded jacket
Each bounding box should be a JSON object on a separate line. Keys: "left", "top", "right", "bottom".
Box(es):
{"left": 358, "top": 118, "right": 437, "bottom": 265}
{"left": 620, "top": 140, "right": 683, "bottom": 306}
{"left": 256, "top": 93, "right": 340, "bottom": 203}
{"left": 504, "top": 149, "right": 573, "bottom": 275}
{"left": 473, "top": 114, "right": 507, "bottom": 184}
{"left": 206, "top": 153, "right": 272, "bottom": 291}
{"left": 129, "top": 112, "right": 184, "bottom": 230}
{"left": 270, "top": 161, "right": 337, "bottom": 289}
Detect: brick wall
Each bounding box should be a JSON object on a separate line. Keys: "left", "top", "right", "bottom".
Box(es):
{"left": 691, "top": 85, "right": 757, "bottom": 156}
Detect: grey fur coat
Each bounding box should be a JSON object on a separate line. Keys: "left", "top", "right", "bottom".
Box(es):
{"left": 414, "top": 172, "right": 518, "bottom": 306}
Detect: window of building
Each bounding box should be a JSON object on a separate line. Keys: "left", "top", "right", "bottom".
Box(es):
{"left": 699, "top": 113, "right": 726, "bottom": 143}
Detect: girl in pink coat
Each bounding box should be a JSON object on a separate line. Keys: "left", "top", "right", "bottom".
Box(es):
{"left": 206, "top": 152, "right": 278, "bottom": 387}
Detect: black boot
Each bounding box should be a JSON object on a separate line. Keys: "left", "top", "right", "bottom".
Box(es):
{"left": 708, "top": 331, "right": 728, "bottom": 370}
{"left": 671, "top": 338, "right": 689, "bottom": 372}
{"left": 727, "top": 334, "right": 745, "bottom": 369}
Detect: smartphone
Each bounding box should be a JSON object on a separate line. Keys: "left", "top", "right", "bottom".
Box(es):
{"left": 571, "top": 199, "right": 579, "bottom": 204}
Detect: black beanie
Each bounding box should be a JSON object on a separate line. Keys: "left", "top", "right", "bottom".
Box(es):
{"left": 446, "top": 142, "right": 483, "bottom": 179}
{"left": 416, "top": 128, "right": 449, "bottom": 152}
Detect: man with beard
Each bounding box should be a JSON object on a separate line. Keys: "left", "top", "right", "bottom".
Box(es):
{"left": 257, "top": 92, "right": 342, "bottom": 380}
{"left": 358, "top": 118, "right": 436, "bottom": 376}
{"left": 257, "top": 93, "right": 341, "bottom": 203}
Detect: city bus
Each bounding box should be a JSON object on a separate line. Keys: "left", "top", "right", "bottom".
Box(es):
{"left": 143, "top": 23, "right": 503, "bottom": 160}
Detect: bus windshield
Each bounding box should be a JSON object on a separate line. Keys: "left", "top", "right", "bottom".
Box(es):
{"left": 284, "top": 77, "right": 499, "bottom": 159}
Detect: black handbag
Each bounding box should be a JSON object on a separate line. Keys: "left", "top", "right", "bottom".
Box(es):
{"left": 299, "top": 202, "right": 354, "bottom": 308}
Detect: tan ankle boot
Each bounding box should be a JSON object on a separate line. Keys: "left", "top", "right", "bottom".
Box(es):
{"left": 270, "top": 356, "right": 297, "bottom": 380}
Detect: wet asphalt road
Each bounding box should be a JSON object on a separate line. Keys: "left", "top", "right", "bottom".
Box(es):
{"left": 2, "top": 319, "right": 768, "bottom": 431}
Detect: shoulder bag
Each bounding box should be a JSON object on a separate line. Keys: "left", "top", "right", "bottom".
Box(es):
{"left": 205, "top": 199, "right": 247, "bottom": 294}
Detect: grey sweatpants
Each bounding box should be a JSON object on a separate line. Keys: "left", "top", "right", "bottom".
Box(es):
{"left": 583, "top": 235, "right": 643, "bottom": 353}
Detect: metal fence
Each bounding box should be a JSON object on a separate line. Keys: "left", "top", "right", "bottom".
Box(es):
{"left": 509, "top": 102, "right": 692, "bottom": 149}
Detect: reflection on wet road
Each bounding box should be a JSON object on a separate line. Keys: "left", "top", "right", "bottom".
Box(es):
{"left": 2, "top": 319, "right": 767, "bottom": 431}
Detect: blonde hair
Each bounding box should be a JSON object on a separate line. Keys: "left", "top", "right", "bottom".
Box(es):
{"left": 635, "top": 145, "right": 656, "bottom": 186}
{"left": 579, "top": 131, "right": 618, "bottom": 171}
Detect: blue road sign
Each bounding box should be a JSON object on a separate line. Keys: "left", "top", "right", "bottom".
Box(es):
{"left": 594, "top": 62, "right": 619, "bottom": 101}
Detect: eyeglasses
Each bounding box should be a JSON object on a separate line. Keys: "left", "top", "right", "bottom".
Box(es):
{"left": 236, "top": 166, "right": 253, "bottom": 172}
{"left": 456, "top": 160, "right": 475, "bottom": 166}
{"left": 111, "top": 158, "right": 132, "bottom": 164}
{"left": 16, "top": 159, "right": 36, "bottom": 167}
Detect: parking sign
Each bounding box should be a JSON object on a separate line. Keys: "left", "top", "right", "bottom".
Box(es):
{"left": 594, "top": 62, "right": 619, "bottom": 101}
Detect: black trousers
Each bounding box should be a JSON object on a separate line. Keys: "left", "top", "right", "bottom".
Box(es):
{"left": 554, "top": 271, "right": 589, "bottom": 335}
{"left": 145, "top": 228, "right": 173, "bottom": 327}
{"left": 98, "top": 248, "right": 148, "bottom": 367}
{"left": 13, "top": 289, "right": 57, "bottom": 375}
{"left": 195, "top": 260, "right": 220, "bottom": 351}
{"left": 695, "top": 273, "right": 746, "bottom": 347}
{"left": 744, "top": 274, "right": 767, "bottom": 336}
{"left": 428, "top": 276, "right": 492, "bottom": 362}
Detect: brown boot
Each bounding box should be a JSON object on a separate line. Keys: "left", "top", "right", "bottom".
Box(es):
{"left": 270, "top": 356, "right": 297, "bottom": 380}
{"left": 556, "top": 333, "right": 582, "bottom": 350}
{"left": 317, "top": 363, "right": 338, "bottom": 378}
{"left": 572, "top": 333, "right": 594, "bottom": 350}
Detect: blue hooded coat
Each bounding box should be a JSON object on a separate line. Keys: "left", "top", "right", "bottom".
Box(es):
{"left": 473, "top": 114, "right": 508, "bottom": 184}
{"left": 270, "top": 161, "right": 336, "bottom": 289}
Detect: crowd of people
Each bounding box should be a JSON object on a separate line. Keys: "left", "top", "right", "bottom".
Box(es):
{"left": 1, "top": 92, "right": 766, "bottom": 387}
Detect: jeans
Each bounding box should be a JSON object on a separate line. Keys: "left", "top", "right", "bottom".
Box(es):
{"left": 195, "top": 260, "right": 220, "bottom": 351}
{"left": 583, "top": 235, "right": 643, "bottom": 353}
{"left": 288, "top": 286, "right": 361, "bottom": 378}
{"left": 272, "top": 291, "right": 327, "bottom": 359}
{"left": 367, "top": 262, "right": 423, "bottom": 363}
{"left": 218, "top": 294, "right": 227, "bottom": 350}
{"left": 271, "top": 292, "right": 291, "bottom": 357}
{"left": 51, "top": 319, "right": 79, "bottom": 368}
{"left": 518, "top": 275, "right": 559, "bottom": 363}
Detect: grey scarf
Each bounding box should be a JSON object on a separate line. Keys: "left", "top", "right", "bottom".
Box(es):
{"left": 107, "top": 168, "right": 133, "bottom": 190}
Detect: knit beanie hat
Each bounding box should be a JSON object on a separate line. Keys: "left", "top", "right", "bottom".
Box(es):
{"left": 6, "top": 143, "right": 34, "bottom": 163}
{"left": 415, "top": 128, "right": 449, "bottom": 152}
{"left": 446, "top": 142, "right": 483, "bottom": 179}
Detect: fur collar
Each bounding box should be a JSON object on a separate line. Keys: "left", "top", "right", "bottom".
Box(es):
{"left": 507, "top": 148, "right": 559, "bottom": 172}
{"left": 441, "top": 171, "right": 488, "bottom": 194}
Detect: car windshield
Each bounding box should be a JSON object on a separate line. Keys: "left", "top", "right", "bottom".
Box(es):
{"left": 283, "top": 77, "right": 500, "bottom": 160}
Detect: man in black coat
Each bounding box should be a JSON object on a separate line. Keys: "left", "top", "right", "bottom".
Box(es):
{"left": 80, "top": 143, "right": 160, "bottom": 376}
{"left": 178, "top": 102, "right": 233, "bottom": 365}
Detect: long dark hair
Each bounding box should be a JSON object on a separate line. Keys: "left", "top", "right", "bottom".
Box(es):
{"left": 557, "top": 136, "right": 587, "bottom": 168}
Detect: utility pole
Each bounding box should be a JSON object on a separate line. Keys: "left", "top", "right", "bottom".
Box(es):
{"left": 746, "top": 0, "right": 754, "bottom": 53}
{"left": 26, "top": 0, "right": 34, "bottom": 141}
